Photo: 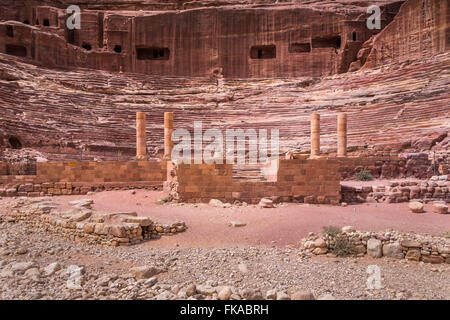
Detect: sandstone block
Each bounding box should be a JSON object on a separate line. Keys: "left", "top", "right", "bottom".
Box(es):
{"left": 408, "top": 201, "right": 424, "bottom": 213}
{"left": 367, "top": 239, "right": 382, "bottom": 258}
{"left": 432, "top": 203, "right": 448, "bottom": 214}
{"left": 382, "top": 242, "right": 404, "bottom": 259}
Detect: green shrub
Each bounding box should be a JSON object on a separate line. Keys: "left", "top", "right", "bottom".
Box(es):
{"left": 330, "top": 235, "right": 356, "bottom": 257}
{"left": 322, "top": 225, "right": 355, "bottom": 257}
{"left": 355, "top": 168, "right": 373, "bottom": 181}
{"left": 322, "top": 225, "right": 341, "bottom": 237}
{"left": 155, "top": 195, "right": 173, "bottom": 205}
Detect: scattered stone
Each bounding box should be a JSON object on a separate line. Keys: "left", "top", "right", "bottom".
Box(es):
{"left": 312, "top": 247, "right": 328, "bottom": 255}
{"left": 276, "top": 291, "right": 290, "bottom": 300}
{"left": 238, "top": 263, "right": 248, "bottom": 273}
{"left": 290, "top": 291, "right": 315, "bottom": 300}
{"left": 185, "top": 284, "right": 196, "bottom": 297}
{"left": 341, "top": 226, "right": 354, "bottom": 233}
{"left": 69, "top": 199, "right": 94, "bottom": 209}
{"left": 241, "top": 289, "right": 263, "bottom": 300}
{"left": 130, "top": 266, "right": 164, "bottom": 280}
{"left": 218, "top": 286, "right": 232, "bottom": 300}
{"left": 265, "top": 289, "right": 277, "bottom": 300}
{"left": 314, "top": 238, "right": 327, "bottom": 248}
{"left": 43, "top": 262, "right": 61, "bottom": 276}
{"left": 409, "top": 201, "right": 424, "bottom": 213}
{"left": 11, "top": 261, "right": 37, "bottom": 273}
{"left": 144, "top": 277, "right": 158, "bottom": 287}
{"left": 209, "top": 199, "right": 224, "bottom": 208}
{"left": 230, "top": 221, "right": 246, "bottom": 227}
{"left": 258, "top": 198, "right": 274, "bottom": 208}
{"left": 432, "top": 203, "right": 448, "bottom": 214}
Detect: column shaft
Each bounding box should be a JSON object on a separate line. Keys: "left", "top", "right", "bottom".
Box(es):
{"left": 136, "top": 112, "right": 147, "bottom": 159}
{"left": 164, "top": 112, "right": 174, "bottom": 160}
{"left": 311, "top": 113, "right": 320, "bottom": 157}
{"left": 337, "top": 113, "right": 347, "bottom": 157}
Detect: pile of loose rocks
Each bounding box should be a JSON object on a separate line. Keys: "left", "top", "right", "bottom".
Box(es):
{"left": 3, "top": 197, "right": 186, "bottom": 247}
{"left": 299, "top": 226, "right": 450, "bottom": 264}
{"left": 341, "top": 175, "right": 450, "bottom": 204}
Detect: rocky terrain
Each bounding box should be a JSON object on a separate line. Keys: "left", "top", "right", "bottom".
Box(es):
{"left": 1, "top": 214, "right": 449, "bottom": 300}
{"left": 0, "top": 192, "right": 449, "bottom": 300}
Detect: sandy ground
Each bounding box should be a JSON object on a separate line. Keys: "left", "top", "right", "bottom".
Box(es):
{"left": 46, "top": 189, "right": 450, "bottom": 248}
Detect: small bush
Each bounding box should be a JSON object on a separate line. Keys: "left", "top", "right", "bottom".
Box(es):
{"left": 155, "top": 195, "right": 173, "bottom": 205}
{"left": 439, "top": 231, "right": 450, "bottom": 238}
{"left": 322, "top": 226, "right": 355, "bottom": 257}
{"left": 330, "top": 235, "right": 356, "bottom": 257}
{"left": 322, "top": 225, "right": 341, "bottom": 237}
{"left": 355, "top": 168, "right": 373, "bottom": 181}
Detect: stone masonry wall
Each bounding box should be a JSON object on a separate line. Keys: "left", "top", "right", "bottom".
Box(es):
{"left": 166, "top": 158, "right": 341, "bottom": 205}
{"left": 341, "top": 174, "right": 449, "bottom": 204}
{"left": 299, "top": 227, "right": 449, "bottom": 264}
{"left": 0, "top": 160, "right": 167, "bottom": 197}
{"left": 337, "top": 153, "right": 433, "bottom": 180}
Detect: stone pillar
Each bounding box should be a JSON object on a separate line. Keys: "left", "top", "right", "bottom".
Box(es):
{"left": 136, "top": 112, "right": 147, "bottom": 160}
{"left": 164, "top": 112, "right": 174, "bottom": 160}
{"left": 337, "top": 113, "right": 347, "bottom": 157}
{"left": 310, "top": 113, "right": 320, "bottom": 157}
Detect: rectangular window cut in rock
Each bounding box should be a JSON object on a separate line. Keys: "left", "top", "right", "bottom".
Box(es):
{"left": 136, "top": 47, "right": 170, "bottom": 60}
{"left": 6, "top": 25, "right": 14, "bottom": 37}
{"left": 288, "top": 42, "right": 311, "bottom": 53}
{"left": 312, "top": 35, "right": 341, "bottom": 49}
{"left": 250, "top": 45, "right": 276, "bottom": 59}
{"left": 5, "top": 44, "right": 27, "bottom": 57}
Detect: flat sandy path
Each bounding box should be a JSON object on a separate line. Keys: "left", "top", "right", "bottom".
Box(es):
{"left": 48, "top": 190, "right": 450, "bottom": 248}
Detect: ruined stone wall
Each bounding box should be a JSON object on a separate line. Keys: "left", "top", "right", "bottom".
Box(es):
{"left": 166, "top": 158, "right": 341, "bottom": 204}
{"left": 337, "top": 153, "right": 434, "bottom": 180}
{"left": 0, "top": 160, "right": 167, "bottom": 196}
{"left": 363, "top": 0, "right": 449, "bottom": 68}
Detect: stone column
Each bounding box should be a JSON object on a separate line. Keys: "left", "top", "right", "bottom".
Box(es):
{"left": 136, "top": 112, "right": 147, "bottom": 160}
{"left": 164, "top": 112, "right": 174, "bottom": 160}
{"left": 310, "top": 113, "right": 320, "bottom": 157}
{"left": 337, "top": 113, "right": 347, "bottom": 157}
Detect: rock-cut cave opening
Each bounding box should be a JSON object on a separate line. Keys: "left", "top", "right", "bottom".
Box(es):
{"left": 8, "top": 136, "right": 22, "bottom": 149}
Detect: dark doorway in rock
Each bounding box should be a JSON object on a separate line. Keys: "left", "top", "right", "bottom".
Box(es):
{"left": 8, "top": 136, "right": 22, "bottom": 149}
{"left": 352, "top": 32, "right": 357, "bottom": 41}
{"left": 114, "top": 45, "right": 122, "bottom": 53}
{"left": 43, "top": 19, "right": 50, "bottom": 27}
{"left": 250, "top": 45, "right": 276, "bottom": 59}
{"left": 136, "top": 47, "right": 170, "bottom": 60}
{"left": 5, "top": 44, "right": 27, "bottom": 57}
{"left": 82, "top": 43, "right": 92, "bottom": 51}
{"left": 6, "top": 25, "right": 13, "bottom": 37}
{"left": 23, "top": 20, "right": 30, "bottom": 24}
{"left": 288, "top": 42, "right": 311, "bottom": 53}
{"left": 67, "top": 29, "right": 75, "bottom": 44}
{"left": 312, "top": 35, "right": 341, "bottom": 49}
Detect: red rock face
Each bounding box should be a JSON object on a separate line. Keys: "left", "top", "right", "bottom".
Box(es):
{"left": 0, "top": 0, "right": 448, "bottom": 162}
{"left": 0, "top": 1, "right": 402, "bottom": 77}
{"left": 362, "top": 0, "right": 449, "bottom": 69}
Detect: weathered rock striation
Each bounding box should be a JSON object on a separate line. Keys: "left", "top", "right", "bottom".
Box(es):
{"left": 0, "top": 0, "right": 448, "bottom": 163}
